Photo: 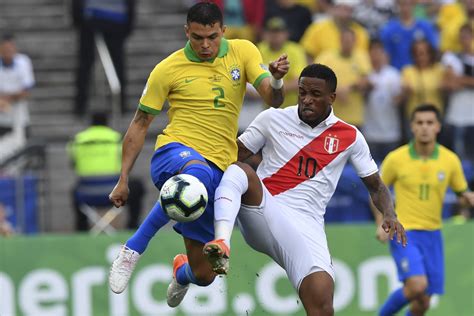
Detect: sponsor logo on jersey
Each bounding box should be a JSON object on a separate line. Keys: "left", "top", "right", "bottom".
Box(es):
{"left": 184, "top": 77, "right": 198, "bottom": 83}
{"left": 208, "top": 74, "right": 223, "bottom": 83}
{"left": 324, "top": 135, "right": 339, "bottom": 154}
{"left": 279, "top": 130, "right": 304, "bottom": 139}
{"left": 437, "top": 171, "right": 445, "bottom": 182}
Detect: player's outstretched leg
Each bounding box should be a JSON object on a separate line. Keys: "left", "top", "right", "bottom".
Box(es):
{"left": 203, "top": 238, "right": 230, "bottom": 274}
{"left": 109, "top": 245, "right": 141, "bottom": 293}
{"left": 206, "top": 163, "right": 260, "bottom": 274}
{"left": 167, "top": 254, "right": 191, "bottom": 307}
{"left": 109, "top": 200, "right": 170, "bottom": 292}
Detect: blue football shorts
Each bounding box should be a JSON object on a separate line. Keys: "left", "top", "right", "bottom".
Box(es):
{"left": 150, "top": 142, "right": 223, "bottom": 244}
{"left": 390, "top": 229, "right": 444, "bottom": 295}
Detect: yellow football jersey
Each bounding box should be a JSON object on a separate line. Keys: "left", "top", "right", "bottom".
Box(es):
{"left": 401, "top": 63, "right": 445, "bottom": 118}
{"left": 381, "top": 143, "right": 468, "bottom": 230}
{"left": 300, "top": 19, "right": 369, "bottom": 58}
{"left": 139, "top": 38, "right": 270, "bottom": 171}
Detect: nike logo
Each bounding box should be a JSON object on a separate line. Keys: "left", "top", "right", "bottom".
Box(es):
{"left": 185, "top": 77, "right": 198, "bottom": 83}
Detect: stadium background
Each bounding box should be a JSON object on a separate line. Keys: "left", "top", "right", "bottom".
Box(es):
{"left": 0, "top": 0, "right": 473, "bottom": 315}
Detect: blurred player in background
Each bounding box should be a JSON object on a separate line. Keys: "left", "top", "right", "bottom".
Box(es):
{"left": 374, "top": 104, "right": 474, "bottom": 316}
{"left": 204, "top": 64, "right": 406, "bottom": 315}
{"left": 0, "top": 34, "right": 35, "bottom": 137}
{"left": 107, "top": 1, "right": 289, "bottom": 308}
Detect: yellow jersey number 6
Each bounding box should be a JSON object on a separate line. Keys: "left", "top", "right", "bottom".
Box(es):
{"left": 212, "top": 87, "right": 225, "bottom": 108}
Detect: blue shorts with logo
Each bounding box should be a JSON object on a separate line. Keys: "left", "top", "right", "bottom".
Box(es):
{"left": 150, "top": 142, "right": 223, "bottom": 244}
{"left": 390, "top": 229, "right": 444, "bottom": 295}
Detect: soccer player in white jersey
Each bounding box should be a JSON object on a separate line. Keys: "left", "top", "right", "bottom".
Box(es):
{"left": 203, "top": 64, "right": 407, "bottom": 315}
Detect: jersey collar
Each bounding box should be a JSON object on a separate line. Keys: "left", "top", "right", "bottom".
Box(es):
{"left": 296, "top": 106, "right": 338, "bottom": 128}
{"left": 320, "top": 108, "right": 338, "bottom": 127}
{"left": 184, "top": 38, "right": 229, "bottom": 63}
{"left": 409, "top": 141, "right": 439, "bottom": 160}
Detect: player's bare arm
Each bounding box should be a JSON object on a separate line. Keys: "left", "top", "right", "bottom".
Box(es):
{"left": 256, "top": 53, "right": 290, "bottom": 107}
{"left": 236, "top": 139, "right": 254, "bottom": 162}
{"left": 109, "top": 109, "right": 155, "bottom": 207}
{"left": 368, "top": 196, "right": 392, "bottom": 243}
{"left": 362, "top": 173, "right": 407, "bottom": 246}
{"left": 459, "top": 191, "right": 474, "bottom": 207}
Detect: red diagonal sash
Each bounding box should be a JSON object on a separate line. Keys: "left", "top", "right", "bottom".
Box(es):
{"left": 263, "top": 121, "right": 356, "bottom": 196}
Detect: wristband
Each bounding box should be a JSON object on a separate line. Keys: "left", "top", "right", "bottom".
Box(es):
{"left": 270, "top": 76, "right": 283, "bottom": 89}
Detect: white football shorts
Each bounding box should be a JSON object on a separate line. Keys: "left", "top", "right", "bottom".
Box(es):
{"left": 237, "top": 184, "right": 335, "bottom": 291}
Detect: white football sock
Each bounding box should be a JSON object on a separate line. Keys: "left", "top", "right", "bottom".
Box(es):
{"left": 214, "top": 164, "right": 249, "bottom": 248}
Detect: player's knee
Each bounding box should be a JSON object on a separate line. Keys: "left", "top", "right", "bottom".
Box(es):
{"left": 220, "top": 163, "right": 250, "bottom": 193}
{"left": 302, "top": 291, "right": 334, "bottom": 316}
{"left": 405, "top": 279, "right": 428, "bottom": 298}
{"left": 318, "top": 302, "right": 334, "bottom": 316}
{"left": 306, "top": 301, "right": 334, "bottom": 316}
{"left": 182, "top": 162, "right": 213, "bottom": 189}
{"left": 321, "top": 303, "right": 334, "bottom": 316}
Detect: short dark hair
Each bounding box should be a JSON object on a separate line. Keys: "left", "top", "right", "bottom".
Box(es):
{"left": 369, "top": 38, "right": 384, "bottom": 50}
{"left": 91, "top": 112, "right": 109, "bottom": 126}
{"left": 1, "top": 33, "right": 15, "bottom": 43}
{"left": 187, "top": 2, "right": 223, "bottom": 27}
{"left": 299, "top": 64, "right": 338, "bottom": 92}
{"left": 410, "top": 104, "right": 441, "bottom": 122}
{"left": 411, "top": 39, "right": 437, "bottom": 65}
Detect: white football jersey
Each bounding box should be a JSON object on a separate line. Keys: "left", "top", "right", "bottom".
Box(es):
{"left": 0, "top": 54, "right": 35, "bottom": 94}
{"left": 239, "top": 106, "right": 378, "bottom": 222}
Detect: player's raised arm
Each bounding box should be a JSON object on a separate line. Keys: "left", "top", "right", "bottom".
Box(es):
{"left": 362, "top": 173, "right": 407, "bottom": 246}
{"left": 256, "top": 54, "right": 290, "bottom": 107}
{"left": 109, "top": 109, "right": 155, "bottom": 207}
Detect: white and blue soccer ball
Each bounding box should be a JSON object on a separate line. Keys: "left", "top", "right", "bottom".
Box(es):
{"left": 159, "top": 174, "right": 208, "bottom": 222}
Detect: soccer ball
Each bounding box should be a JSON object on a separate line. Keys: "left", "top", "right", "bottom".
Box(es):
{"left": 159, "top": 174, "right": 208, "bottom": 222}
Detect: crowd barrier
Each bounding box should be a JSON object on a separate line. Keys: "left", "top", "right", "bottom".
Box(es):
{"left": 0, "top": 175, "right": 38, "bottom": 234}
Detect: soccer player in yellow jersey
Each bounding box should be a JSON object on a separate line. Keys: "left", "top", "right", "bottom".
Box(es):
{"left": 373, "top": 104, "right": 474, "bottom": 316}
{"left": 107, "top": 2, "right": 290, "bottom": 307}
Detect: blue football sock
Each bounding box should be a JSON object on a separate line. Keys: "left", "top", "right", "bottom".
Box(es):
{"left": 176, "top": 263, "right": 198, "bottom": 285}
{"left": 380, "top": 288, "right": 409, "bottom": 316}
{"left": 405, "top": 310, "right": 413, "bottom": 316}
{"left": 125, "top": 200, "right": 170, "bottom": 254}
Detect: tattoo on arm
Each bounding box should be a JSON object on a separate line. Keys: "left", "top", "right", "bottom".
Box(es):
{"left": 270, "top": 87, "right": 284, "bottom": 108}
{"left": 363, "top": 173, "right": 395, "bottom": 217}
